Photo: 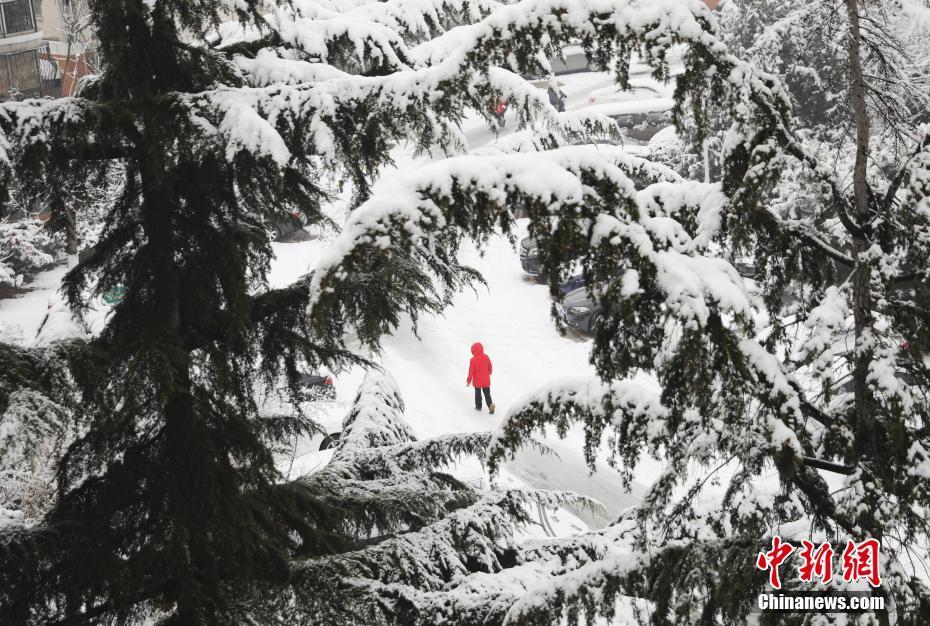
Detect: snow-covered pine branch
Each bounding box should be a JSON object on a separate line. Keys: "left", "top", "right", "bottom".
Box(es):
{"left": 224, "top": 369, "right": 589, "bottom": 623}
{"left": 0, "top": 342, "right": 79, "bottom": 528}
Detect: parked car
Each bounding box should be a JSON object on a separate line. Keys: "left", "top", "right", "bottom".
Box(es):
{"left": 316, "top": 430, "right": 341, "bottom": 450}
{"left": 298, "top": 371, "right": 336, "bottom": 401}
{"left": 550, "top": 45, "right": 591, "bottom": 75}
{"left": 523, "top": 45, "right": 591, "bottom": 79}
{"left": 586, "top": 82, "right": 662, "bottom": 105}
{"left": 295, "top": 371, "right": 340, "bottom": 450}
{"left": 556, "top": 286, "right": 603, "bottom": 334}
{"left": 275, "top": 210, "right": 313, "bottom": 242}
{"left": 521, "top": 238, "right": 587, "bottom": 292}
{"left": 555, "top": 258, "right": 756, "bottom": 335}
{"left": 520, "top": 237, "right": 542, "bottom": 278}
{"left": 558, "top": 273, "right": 585, "bottom": 296}
{"left": 584, "top": 97, "right": 675, "bottom": 143}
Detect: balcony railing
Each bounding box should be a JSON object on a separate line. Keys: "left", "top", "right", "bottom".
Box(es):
{"left": 0, "top": 44, "right": 55, "bottom": 100}
{"left": 0, "top": 0, "right": 37, "bottom": 38}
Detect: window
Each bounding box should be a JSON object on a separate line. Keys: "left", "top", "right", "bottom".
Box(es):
{"left": 1, "top": 0, "right": 37, "bottom": 36}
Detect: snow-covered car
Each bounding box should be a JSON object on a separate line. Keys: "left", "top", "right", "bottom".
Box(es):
{"left": 522, "top": 45, "right": 591, "bottom": 79}
{"left": 300, "top": 381, "right": 342, "bottom": 452}
{"left": 298, "top": 371, "right": 336, "bottom": 402}
{"left": 261, "top": 372, "right": 341, "bottom": 458}
{"left": 554, "top": 258, "right": 756, "bottom": 335}
{"left": 586, "top": 98, "right": 675, "bottom": 143}
{"left": 315, "top": 430, "right": 341, "bottom": 451}
{"left": 586, "top": 81, "right": 662, "bottom": 105}
{"left": 300, "top": 372, "right": 342, "bottom": 449}
{"left": 521, "top": 238, "right": 585, "bottom": 294}
{"left": 550, "top": 45, "right": 591, "bottom": 75}
{"left": 274, "top": 210, "right": 313, "bottom": 243}
{"left": 558, "top": 273, "right": 585, "bottom": 296}
{"left": 34, "top": 296, "right": 89, "bottom": 346}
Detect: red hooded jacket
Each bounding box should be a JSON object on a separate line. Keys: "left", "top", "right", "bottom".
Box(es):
{"left": 467, "top": 342, "right": 493, "bottom": 388}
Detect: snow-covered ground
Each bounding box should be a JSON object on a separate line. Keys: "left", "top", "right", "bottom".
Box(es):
{"left": 274, "top": 225, "right": 649, "bottom": 532}
{"left": 0, "top": 261, "right": 70, "bottom": 345}
{"left": 0, "top": 67, "right": 670, "bottom": 541}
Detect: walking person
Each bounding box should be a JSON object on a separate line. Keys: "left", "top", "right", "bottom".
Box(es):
{"left": 547, "top": 76, "right": 567, "bottom": 112}
{"left": 491, "top": 99, "right": 509, "bottom": 129}
{"left": 466, "top": 342, "right": 496, "bottom": 414}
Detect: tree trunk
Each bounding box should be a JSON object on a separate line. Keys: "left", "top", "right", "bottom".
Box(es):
{"left": 60, "top": 40, "right": 72, "bottom": 98}
{"left": 844, "top": 2, "right": 888, "bottom": 622}
{"left": 63, "top": 205, "right": 77, "bottom": 255}
{"left": 845, "top": 0, "right": 876, "bottom": 461}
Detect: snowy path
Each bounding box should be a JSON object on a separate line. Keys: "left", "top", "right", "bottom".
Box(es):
{"left": 290, "top": 227, "right": 649, "bottom": 527}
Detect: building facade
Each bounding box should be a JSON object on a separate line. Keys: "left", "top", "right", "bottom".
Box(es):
{"left": 38, "top": 0, "right": 94, "bottom": 97}
{"left": 0, "top": 0, "right": 95, "bottom": 101}
{"left": 0, "top": 0, "right": 54, "bottom": 100}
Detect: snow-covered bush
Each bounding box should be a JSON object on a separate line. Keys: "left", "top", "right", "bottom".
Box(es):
{"left": 0, "top": 342, "right": 77, "bottom": 528}
{"left": 644, "top": 126, "right": 704, "bottom": 181}
{"left": 0, "top": 216, "right": 58, "bottom": 288}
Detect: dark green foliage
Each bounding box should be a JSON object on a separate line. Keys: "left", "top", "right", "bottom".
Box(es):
{"left": 1, "top": 1, "right": 379, "bottom": 623}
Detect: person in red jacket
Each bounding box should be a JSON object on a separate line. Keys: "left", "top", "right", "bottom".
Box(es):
{"left": 466, "top": 342, "right": 495, "bottom": 413}
{"left": 491, "top": 99, "right": 508, "bottom": 129}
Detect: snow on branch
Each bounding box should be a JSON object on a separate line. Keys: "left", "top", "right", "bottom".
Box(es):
{"left": 488, "top": 377, "right": 666, "bottom": 479}
{"left": 227, "top": 54, "right": 613, "bottom": 155}
{"left": 307, "top": 145, "right": 746, "bottom": 345}
{"left": 218, "top": 0, "right": 501, "bottom": 72}
{"left": 337, "top": 369, "right": 415, "bottom": 450}
{"left": 289, "top": 0, "right": 502, "bottom": 44}
{"left": 290, "top": 488, "right": 598, "bottom": 592}
{"left": 274, "top": 370, "right": 608, "bottom": 622}
{"left": 205, "top": 0, "right": 792, "bottom": 180}
{"left": 0, "top": 98, "right": 121, "bottom": 176}
{"left": 501, "top": 536, "right": 760, "bottom": 625}
{"left": 266, "top": 5, "right": 410, "bottom": 70}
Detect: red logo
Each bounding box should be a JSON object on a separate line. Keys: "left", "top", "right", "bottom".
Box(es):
{"left": 798, "top": 540, "right": 834, "bottom": 584}
{"left": 841, "top": 539, "right": 882, "bottom": 587}
{"left": 756, "top": 536, "right": 795, "bottom": 589}
{"left": 756, "top": 537, "right": 881, "bottom": 588}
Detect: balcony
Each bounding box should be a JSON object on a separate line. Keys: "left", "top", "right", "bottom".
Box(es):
{"left": 0, "top": 0, "right": 52, "bottom": 101}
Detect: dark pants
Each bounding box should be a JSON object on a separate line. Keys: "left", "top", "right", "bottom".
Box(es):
{"left": 474, "top": 387, "right": 493, "bottom": 409}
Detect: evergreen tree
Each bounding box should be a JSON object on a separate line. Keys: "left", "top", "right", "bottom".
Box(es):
{"left": 0, "top": 0, "right": 618, "bottom": 623}
{"left": 297, "top": 1, "right": 930, "bottom": 624}
{"left": 242, "top": 369, "right": 590, "bottom": 625}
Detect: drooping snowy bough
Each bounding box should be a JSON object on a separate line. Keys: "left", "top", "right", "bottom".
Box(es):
{"left": 231, "top": 369, "right": 598, "bottom": 624}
